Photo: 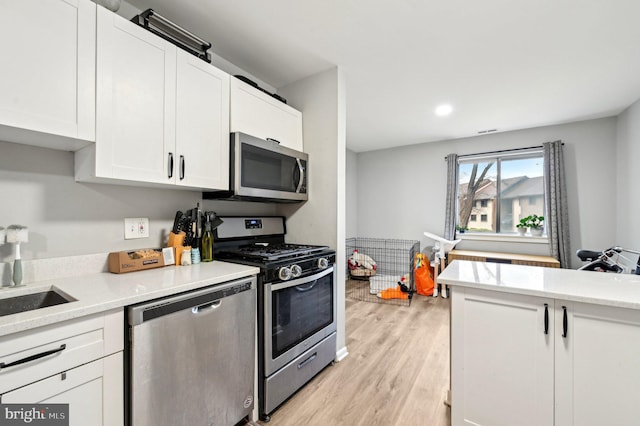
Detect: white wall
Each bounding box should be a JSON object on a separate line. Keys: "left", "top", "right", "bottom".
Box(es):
{"left": 616, "top": 98, "right": 640, "bottom": 247}
{"left": 354, "top": 117, "right": 617, "bottom": 268}
{"left": 346, "top": 149, "right": 358, "bottom": 238}
{"left": 277, "top": 67, "right": 348, "bottom": 357}
{"left": 0, "top": 140, "right": 276, "bottom": 264}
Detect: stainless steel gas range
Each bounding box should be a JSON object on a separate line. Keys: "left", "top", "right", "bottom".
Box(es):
{"left": 214, "top": 216, "right": 337, "bottom": 421}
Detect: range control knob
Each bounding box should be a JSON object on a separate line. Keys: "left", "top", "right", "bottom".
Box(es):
{"left": 291, "top": 264, "right": 303, "bottom": 278}
{"left": 278, "top": 266, "right": 292, "bottom": 281}
{"left": 317, "top": 258, "right": 329, "bottom": 269}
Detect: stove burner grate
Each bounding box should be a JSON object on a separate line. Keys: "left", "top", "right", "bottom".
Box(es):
{"left": 219, "top": 243, "right": 329, "bottom": 262}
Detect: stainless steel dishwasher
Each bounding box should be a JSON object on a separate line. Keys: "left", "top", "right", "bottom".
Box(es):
{"left": 126, "top": 277, "right": 256, "bottom": 426}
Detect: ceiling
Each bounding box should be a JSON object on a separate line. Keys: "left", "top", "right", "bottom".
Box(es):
{"left": 125, "top": 0, "right": 640, "bottom": 152}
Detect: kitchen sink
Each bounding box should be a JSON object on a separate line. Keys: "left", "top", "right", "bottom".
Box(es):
{"left": 0, "top": 289, "right": 74, "bottom": 317}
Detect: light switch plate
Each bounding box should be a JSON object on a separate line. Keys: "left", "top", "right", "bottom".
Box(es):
{"left": 124, "top": 218, "right": 150, "bottom": 239}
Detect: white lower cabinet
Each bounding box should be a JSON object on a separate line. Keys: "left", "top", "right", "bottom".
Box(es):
{"left": 555, "top": 301, "right": 640, "bottom": 425}
{"left": 0, "top": 310, "right": 124, "bottom": 426}
{"left": 2, "top": 353, "right": 123, "bottom": 426}
{"left": 451, "top": 288, "right": 554, "bottom": 426}
{"left": 452, "top": 287, "right": 640, "bottom": 426}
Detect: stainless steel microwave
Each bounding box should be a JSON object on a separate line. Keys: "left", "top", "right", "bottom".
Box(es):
{"left": 204, "top": 132, "right": 308, "bottom": 202}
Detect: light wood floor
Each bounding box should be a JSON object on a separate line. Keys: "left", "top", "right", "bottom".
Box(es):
{"left": 260, "top": 294, "right": 451, "bottom": 426}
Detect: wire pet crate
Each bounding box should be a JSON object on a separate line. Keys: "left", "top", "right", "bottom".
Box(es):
{"left": 345, "top": 238, "right": 420, "bottom": 306}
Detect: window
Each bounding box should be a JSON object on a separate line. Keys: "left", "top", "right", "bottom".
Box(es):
{"left": 457, "top": 150, "right": 545, "bottom": 234}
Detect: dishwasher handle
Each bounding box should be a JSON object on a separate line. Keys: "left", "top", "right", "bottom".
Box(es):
{"left": 192, "top": 300, "right": 222, "bottom": 314}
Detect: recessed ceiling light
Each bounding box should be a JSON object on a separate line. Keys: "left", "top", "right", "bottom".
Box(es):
{"left": 435, "top": 104, "right": 453, "bottom": 116}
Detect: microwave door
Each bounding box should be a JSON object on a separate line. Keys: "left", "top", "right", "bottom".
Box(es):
{"left": 236, "top": 138, "right": 308, "bottom": 201}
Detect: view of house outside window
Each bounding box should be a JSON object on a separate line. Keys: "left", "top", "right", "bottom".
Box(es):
{"left": 457, "top": 153, "right": 545, "bottom": 234}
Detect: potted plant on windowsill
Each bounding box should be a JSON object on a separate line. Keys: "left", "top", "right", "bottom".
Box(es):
{"left": 516, "top": 218, "right": 528, "bottom": 236}
{"left": 456, "top": 225, "right": 468, "bottom": 234}
{"left": 527, "top": 214, "right": 545, "bottom": 237}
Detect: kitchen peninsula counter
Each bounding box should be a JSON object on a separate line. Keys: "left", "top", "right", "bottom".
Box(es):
{"left": 438, "top": 259, "right": 640, "bottom": 309}
{"left": 0, "top": 261, "right": 259, "bottom": 337}
{"left": 439, "top": 260, "right": 640, "bottom": 426}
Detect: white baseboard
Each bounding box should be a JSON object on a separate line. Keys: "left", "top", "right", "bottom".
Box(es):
{"left": 335, "top": 346, "right": 349, "bottom": 362}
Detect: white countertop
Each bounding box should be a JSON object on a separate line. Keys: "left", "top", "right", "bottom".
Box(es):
{"left": 438, "top": 260, "right": 640, "bottom": 309}
{"left": 0, "top": 261, "right": 259, "bottom": 337}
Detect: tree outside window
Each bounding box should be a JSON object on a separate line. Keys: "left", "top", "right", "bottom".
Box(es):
{"left": 457, "top": 153, "right": 545, "bottom": 233}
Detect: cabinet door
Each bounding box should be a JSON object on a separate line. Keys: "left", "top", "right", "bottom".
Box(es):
{"left": 0, "top": 0, "right": 95, "bottom": 145}
{"left": 451, "top": 287, "right": 554, "bottom": 426}
{"left": 175, "top": 50, "right": 230, "bottom": 189}
{"left": 230, "top": 78, "right": 303, "bottom": 151}
{"left": 2, "top": 353, "right": 123, "bottom": 426}
{"left": 95, "top": 6, "right": 176, "bottom": 184}
{"left": 555, "top": 301, "right": 640, "bottom": 426}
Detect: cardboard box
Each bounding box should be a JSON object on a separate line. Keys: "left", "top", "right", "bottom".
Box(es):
{"left": 108, "top": 248, "right": 174, "bottom": 274}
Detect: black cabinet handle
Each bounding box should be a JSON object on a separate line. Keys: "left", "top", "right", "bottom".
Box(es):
{"left": 0, "top": 344, "right": 66, "bottom": 370}
{"left": 179, "top": 155, "right": 185, "bottom": 180}
{"left": 562, "top": 306, "right": 568, "bottom": 338}
{"left": 544, "top": 303, "right": 549, "bottom": 334}
{"left": 168, "top": 152, "right": 174, "bottom": 179}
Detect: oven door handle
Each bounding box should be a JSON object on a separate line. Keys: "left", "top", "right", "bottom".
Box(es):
{"left": 270, "top": 266, "right": 334, "bottom": 291}
{"left": 295, "top": 280, "right": 318, "bottom": 292}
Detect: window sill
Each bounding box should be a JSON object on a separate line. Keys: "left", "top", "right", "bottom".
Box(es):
{"left": 457, "top": 233, "right": 549, "bottom": 244}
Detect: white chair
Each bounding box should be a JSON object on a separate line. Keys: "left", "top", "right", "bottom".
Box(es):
{"left": 423, "top": 232, "right": 461, "bottom": 298}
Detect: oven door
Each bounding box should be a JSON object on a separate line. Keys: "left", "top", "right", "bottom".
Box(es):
{"left": 264, "top": 266, "right": 336, "bottom": 376}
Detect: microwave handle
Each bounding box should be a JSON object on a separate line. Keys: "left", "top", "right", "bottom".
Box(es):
{"left": 295, "top": 159, "right": 305, "bottom": 193}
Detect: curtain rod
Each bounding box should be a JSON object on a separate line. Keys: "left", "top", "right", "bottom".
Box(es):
{"left": 444, "top": 141, "right": 563, "bottom": 161}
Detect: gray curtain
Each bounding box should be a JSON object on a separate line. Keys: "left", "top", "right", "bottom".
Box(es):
{"left": 444, "top": 154, "right": 458, "bottom": 241}
{"left": 543, "top": 141, "right": 571, "bottom": 268}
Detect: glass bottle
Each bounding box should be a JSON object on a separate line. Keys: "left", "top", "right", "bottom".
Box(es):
{"left": 202, "top": 222, "right": 213, "bottom": 262}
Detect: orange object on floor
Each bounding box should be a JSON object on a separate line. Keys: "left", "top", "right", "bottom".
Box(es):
{"left": 415, "top": 253, "right": 435, "bottom": 296}
{"left": 377, "top": 285, "right": 409, "bottom": 300}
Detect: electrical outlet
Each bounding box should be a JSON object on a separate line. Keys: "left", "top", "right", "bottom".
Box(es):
{"left": 124, "top": 218, "right": 150, "bottom": 239}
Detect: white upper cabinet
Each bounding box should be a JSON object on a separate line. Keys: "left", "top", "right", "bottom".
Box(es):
{"left": 175, "top": 50, "right": 230, "bottom": 189}
{"left": 76, "top": 7, "right": 230, "bottom": 190}
{"left": 0, "top": 0, "right": 96, "bottom": 150}
{"left": 230, "top": 77, "right": 304, "bottom": 151}
{"left": 92, "top": 5, "right": 175, "bottom": 184}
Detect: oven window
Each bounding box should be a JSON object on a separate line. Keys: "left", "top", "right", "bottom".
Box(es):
{"left": 241, "top": 143, "right": 305, "bottom": 193}
{"left": 271, "top": 273, "right": 333, "bottom": 358}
